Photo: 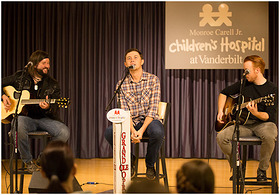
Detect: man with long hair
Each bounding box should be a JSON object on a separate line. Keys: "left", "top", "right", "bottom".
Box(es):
{"left": 2, "top": 50, "right": 70, "bottom": 173}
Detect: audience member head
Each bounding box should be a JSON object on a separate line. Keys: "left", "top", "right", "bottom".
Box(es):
{"left": 176, "top": 160, "right": 214, "bottom": 193}
{"left": 126, "top": 179, "right": 169, "bottom": 193}
{"left": 41, "top": 140, "right": 76, "bottom": 193}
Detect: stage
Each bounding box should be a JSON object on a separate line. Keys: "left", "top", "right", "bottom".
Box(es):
{"left": 1, "top": 158, "right": 278, "bottom": 193}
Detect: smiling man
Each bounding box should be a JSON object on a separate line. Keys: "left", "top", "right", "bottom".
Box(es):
{"left": 105, "top": 48, "right": 164, "bottom": 180}
{"left": 216, "top": 55, "right": 278, "bottom": 182}
{"left": 2, "top": 50, "right": 70, "bottom": 173}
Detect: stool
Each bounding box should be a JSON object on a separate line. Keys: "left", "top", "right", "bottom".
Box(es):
{"left": 9, "top": 131, "right": 51, "bottom": 193}
{"left": 134, "top": 102, "right": 170, "bottom": 189}
{"left": 232, "top": 136, "right": 278, "bottom": 193}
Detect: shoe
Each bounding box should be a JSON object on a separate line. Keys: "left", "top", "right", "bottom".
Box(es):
{"left": 257, "top": 168, "right": 267, "bottom": 182}
{"left": 35, "top": 152, "right": 43, "bottom": 166}
{"left": 146, "top": 167, "right": 156, "bottom": 180}
{"left": 131, "top": 155, "right": 136, "bottom": 178}
{"left": 25, "top": 161, "right": 39, "bottom": 173}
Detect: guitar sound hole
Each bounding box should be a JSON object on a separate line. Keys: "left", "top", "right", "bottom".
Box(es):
{"left": 13, "top": 91, "right": 21, "bottom": 99}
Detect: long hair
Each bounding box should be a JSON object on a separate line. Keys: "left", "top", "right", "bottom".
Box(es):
{"left": 27, "top": 50, "right": 49, "bottom": 77}
{"left": 41, "top": 140, "right": 74, "bottom": 193}
{"left": 176, "top": 160, "right": 215, "bottom": 193}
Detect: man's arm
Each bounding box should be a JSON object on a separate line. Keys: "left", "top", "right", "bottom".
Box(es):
{"left": 131, "top": 116, "right": 153, "bottom": 144}
{"left": 2, "top": 73, "right": 18, "bottom": 112}
{"left": 246, "top": 101, "right": 269, "bottom": 121}
{"left": 217, "top": 93, "right": 227, "bottom": 123}
{"left": 43, "top": 81, "right": 61, "bottom": 118}
{"left": 132, "top": 77, "right": 160, "bottom": 143}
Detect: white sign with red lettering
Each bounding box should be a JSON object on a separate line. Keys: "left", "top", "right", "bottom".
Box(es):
{"left": 107, "top": 109, "right": 128, "bottom": 123}
{"left": 107, "top": 109, "right": 131, "bottom": 193}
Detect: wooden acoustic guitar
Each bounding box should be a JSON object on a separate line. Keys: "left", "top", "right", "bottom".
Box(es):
{"left": 215, "top": 94, "right": 275, "bottom": 132}
{"left": 1, "top": 86, "right": 70, "bottom": 124}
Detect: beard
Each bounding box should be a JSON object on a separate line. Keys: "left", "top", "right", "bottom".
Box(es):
{"left": 35, "top": 67, "right": 49, "bottom": 76}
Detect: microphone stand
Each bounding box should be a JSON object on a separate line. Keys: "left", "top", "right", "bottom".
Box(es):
{"left": 232, "top": 74, "right": 247, "bottom": 193}
{"left": 105, "top": 68, "right": 130, "bottom": 111}
{"left": 10, "top": 68, "right": 28, "bottom": 193}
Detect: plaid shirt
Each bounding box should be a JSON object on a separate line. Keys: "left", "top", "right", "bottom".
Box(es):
{"left": 116, "top": 71, "right": 160, "bottom": 125}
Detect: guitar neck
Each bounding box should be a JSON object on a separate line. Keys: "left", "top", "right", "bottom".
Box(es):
{"left": 21, "top": 99, "right": 56, "bottom": 105}
{"left": 240, "top": 97, "right": 263, "bottom": 109}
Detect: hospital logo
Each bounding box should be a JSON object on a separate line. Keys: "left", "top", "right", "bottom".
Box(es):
{"left": 199, "top": 3, "right": 232, "bottom": 27}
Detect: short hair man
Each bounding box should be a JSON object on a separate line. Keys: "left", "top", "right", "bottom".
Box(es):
{"left": 105, "top": 48, "right": 164, "bottom": 180}
{"left": 216, "top": 55, "right": 278, "bottom": 181}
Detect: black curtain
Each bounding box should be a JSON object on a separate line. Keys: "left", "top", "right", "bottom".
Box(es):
{"left": 1, "top": 2, "right": 278, "bottom": 160}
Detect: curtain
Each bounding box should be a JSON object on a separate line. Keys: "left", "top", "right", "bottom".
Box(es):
{"left": 1, "top": 2, "right": 278, "bottom": 160}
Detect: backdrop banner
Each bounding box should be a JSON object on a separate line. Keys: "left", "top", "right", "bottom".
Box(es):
{"left": 165, "top": 2, "right": 269, "bottom": 69}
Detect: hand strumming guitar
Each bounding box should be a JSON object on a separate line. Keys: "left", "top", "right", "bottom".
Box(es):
{"left": 2, "top": 94, "right": 11, "bottom": 112}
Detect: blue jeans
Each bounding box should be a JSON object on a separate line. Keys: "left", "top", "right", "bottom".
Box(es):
{"left": 11, "top": 116, "right": 70, "bottom": 163}
{"left": 105, "top": 119, "right": 164, "bottom": 168}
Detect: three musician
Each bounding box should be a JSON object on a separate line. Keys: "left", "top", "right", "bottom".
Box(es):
{"left": 2, "top": 51, "right": 277, "bottom": 182}
{"left": 2, "top": 50, "right": 70, "bottom": 173}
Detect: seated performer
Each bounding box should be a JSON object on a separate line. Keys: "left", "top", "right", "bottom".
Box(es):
{"left": 216, "top": 55, "right": 278, "bottom": 181}
{"left": 105, "top": 48, "right": 164, "bottom": 180}
{"left": 2, "top": 50, "right": 70, "bottom": 173}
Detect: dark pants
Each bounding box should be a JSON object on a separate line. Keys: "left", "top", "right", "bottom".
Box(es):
{"left": 105, "top": 119, "right": 164, "bottom": 168}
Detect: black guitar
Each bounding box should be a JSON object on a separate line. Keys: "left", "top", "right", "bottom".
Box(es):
{"left": 215, "top": 94, "right": 275, "bottom": 132}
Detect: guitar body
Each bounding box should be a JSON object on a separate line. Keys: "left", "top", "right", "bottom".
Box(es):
{"left": 1, "top": 86, "right": 30, "bottom": 124}
{"left": 215, "top": 95, "right": 250, "bottom": 132}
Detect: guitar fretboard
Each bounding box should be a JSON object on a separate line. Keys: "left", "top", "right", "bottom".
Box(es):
{"left": 240, "top": 97, "right": 263, "bottom": 109}
{"left": 238, "top": 94, "right": 274, "bottom": 110}
{"left": 21, "top": 99, "right": 56, "bottom": 105}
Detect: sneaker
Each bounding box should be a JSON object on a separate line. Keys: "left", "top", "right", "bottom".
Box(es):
{"left": 146, "top": 167, "right": 156, "bottom": 180}
{"left": 257, "top": 168, "right": 267, "bottom": 182}
{"left": 25, "top": 161, "right": 39, "bottom": 173}
{"left": 35, "top": 152, "right": 43, "bottom": 167}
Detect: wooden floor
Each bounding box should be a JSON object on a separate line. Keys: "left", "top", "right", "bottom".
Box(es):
{"left": 1, "top": 158, "right": 279, "bottom": 194}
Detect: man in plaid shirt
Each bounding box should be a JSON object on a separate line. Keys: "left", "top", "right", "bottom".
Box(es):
{"left": 105, "top": 48, "right": 164, "bottom": 180}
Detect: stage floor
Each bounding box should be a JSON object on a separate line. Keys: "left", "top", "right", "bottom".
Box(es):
{"left": 1, "top": 158, "right": 278, "bottom": 193}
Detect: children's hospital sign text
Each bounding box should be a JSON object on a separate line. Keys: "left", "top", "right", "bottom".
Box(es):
{"left": 165, "top": 2, "right": 268, "bottom": 69}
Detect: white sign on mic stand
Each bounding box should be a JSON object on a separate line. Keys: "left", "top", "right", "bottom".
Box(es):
{"left": 107, "top": 109, "right": 131, "bottom": 194}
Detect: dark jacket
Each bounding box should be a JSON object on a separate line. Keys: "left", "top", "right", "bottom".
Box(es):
{"left": 2, "top": 70, "right": 61, "bottom": 121}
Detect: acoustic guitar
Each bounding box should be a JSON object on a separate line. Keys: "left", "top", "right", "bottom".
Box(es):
{"left": 1, "top": 86, "right": 70, "bottom": 124}
{"left": 215, "top": 94, "right": 275, "bottom": 132}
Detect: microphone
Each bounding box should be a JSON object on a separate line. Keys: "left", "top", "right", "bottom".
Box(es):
{"left": 126, "top": 65, "right": 135, "bottom": 70}
{"left": 243, "top": 69, "right": 250, "bottom": 76}
{"left": 24, "top": 61, "right": 33, "bottom": 69}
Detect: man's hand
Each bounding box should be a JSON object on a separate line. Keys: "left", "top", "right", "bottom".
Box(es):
{"left": 217, "top": 111, "right": 224, "bottom": 123}
{"left": 246, "top": 100, "right": 258, "bottom": 116}
{"left": 2, "top": 94, "right": 11, "bottom": 112}
{"left": 131, "top": 128, "right": 144, "bottom": 144}
{"left": 39, "top": 95, "right": 50, "bottom": 110}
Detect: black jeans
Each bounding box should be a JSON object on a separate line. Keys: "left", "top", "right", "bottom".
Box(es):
{"left": 105, "top": 119, "right": 164, "bottom": 168}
